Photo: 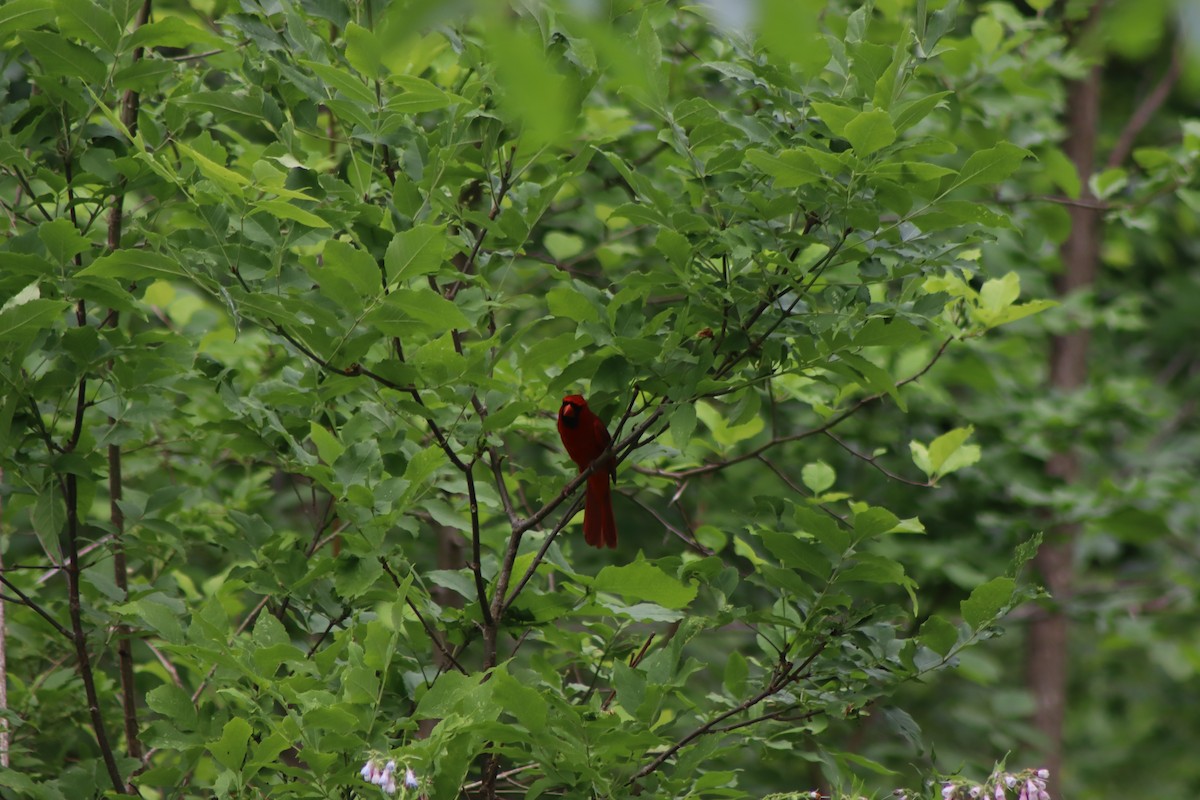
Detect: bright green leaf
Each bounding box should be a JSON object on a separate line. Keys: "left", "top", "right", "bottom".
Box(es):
{"left": 745, "top": 148, "right": 823, "bottom": 188}
{"left": 949, "top": 141, "right": 1032, "bottom": 191}
{"left": 208, "top": 717, "right": 253, "bottom": 771}
{"left": 801, "top": 461, "right": 835, "bottom": 493}
{"left": 594, "top": 561, "right": 697, "bottom": 609}
{"left": 844, "top": 109, "right": 896, "bottom": 156}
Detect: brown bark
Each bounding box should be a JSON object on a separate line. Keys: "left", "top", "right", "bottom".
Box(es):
{"left": 1029, "top": 52, "right": 1102, "bottom": 798}
{"left": 1031, "top": 10, "right": 1183, "bottom": 789}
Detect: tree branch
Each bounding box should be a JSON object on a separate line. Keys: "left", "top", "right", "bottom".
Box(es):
{"left": 1107, "top": 43, "right": 1183, "bottom": 169}
{"left": 628, "top": 637, "right": 829, "bottom": 784}
{"left": 0, "top": 575, "right": 71, "bottom": 640}
{"left": 641, "top": 337, "right": 954, "bottom": 480}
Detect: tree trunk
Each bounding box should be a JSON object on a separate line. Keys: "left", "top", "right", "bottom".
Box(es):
{"left": 1029, "top": 51, "right": 1102, "bottom": 797}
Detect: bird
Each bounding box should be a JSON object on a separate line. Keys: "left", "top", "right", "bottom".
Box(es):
{"left": 556, "top": 394, "right": 618, "bottom": 548}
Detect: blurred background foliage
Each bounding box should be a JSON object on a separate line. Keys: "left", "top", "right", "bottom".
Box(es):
{"left": 1, "top": 0, "right": 1198, "bottom": 797}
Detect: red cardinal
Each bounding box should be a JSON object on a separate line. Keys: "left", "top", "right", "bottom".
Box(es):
{"left": 557, "top": 394, "right": 617, "bottom": 549}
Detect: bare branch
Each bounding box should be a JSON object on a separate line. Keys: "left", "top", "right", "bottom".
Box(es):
{"left": 823, "top": 431, "right": 933, "bottom": 487}
{"left": 1107, "top": 44, "right": 1183, "bottom": 169}
{"left": 0, "top": 575, "right": 71, "bottom": 640}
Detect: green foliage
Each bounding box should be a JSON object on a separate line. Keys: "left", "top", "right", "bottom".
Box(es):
{"left": 2, "top": 0, "right": 1195, "bottom": 798}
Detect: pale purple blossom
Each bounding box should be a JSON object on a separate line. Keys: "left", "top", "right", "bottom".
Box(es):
{"left": 360, "top": 759, "right": 401, "bottom": 795}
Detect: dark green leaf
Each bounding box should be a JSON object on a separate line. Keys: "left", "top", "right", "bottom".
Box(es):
{"left": 384, "top": 225, "right": 447, "bottom": 284}
{"left": 20, "top": 30, "right": 107, "bottom": 83}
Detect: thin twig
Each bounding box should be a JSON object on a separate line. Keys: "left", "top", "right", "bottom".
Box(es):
{"left": 628, "top": 637, "right": 829, "bottom": 783}
{"left": 642, "top": 337, "right": 954, "bottom": 480}
{"left": 0, "top": 575, "right": 71, "bottom": 639}
{"left": 823, "top": 431, "right": 933, "bottom": 487}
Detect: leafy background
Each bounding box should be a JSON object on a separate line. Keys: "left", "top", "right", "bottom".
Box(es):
{"left": 0, "top": 0, "right": 1198, "bottom": 798}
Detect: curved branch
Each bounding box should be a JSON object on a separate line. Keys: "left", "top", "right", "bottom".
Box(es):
{"left": 1107, "top": 44, "right": 1183, "bottom": 170}
{"left": 640, "top": 337, "right": 954, "bottom": 480}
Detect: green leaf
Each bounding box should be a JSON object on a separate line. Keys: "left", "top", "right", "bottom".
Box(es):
{"left": 1090, "top": 167, "right": 1127, "bottom": 199}
{"left": 126, "top": 16, "right": 223, "bottom": 50}
{"left": 384, "top": 224, "right": 447, "bottom": 284}
{"left": 695, "top": 400, "right": 764, "bottom": 446}
{"left": 344, "top": 21, "right": 381, "bottom": 78}
{"left": 841, "top": 553, "right": 906, "bottom": 584}
{"left": 909, "top": 439, "right": 931, "bottom": 477}
{"left": 252, "top": 198, "right": 328, "bottom": 229}
{"left": 654, "top": 228, "right": 690, "bottom": 270}
{"left": 810, "top": 101, "right": 857, "bottom": 137}
{"left": 547, "top": 284, "right": 599, "bottom": 324}
{"left": 31, "top": 488, "right": 65, "bottom": 562}
{"left": 492, "top": 668, "right": 548, "bottom": 730}
{"left": 401, "top": 446, "right": 448, "bottom": 505}
{"left": 387, "top": 75, "right": 455, "bottom": 113}
{"left": 20, "top": 30, "right": 107, "bottom": 83}
{"left": 844, "top": 109, "right": 896, "bottom": 156}
{"left": 892, "top": 91, "right": 952, "bottom": 133}
{"left": 489, "top": 22, "right": 575, "bottom": 145}
{"left": 128, "top": 594, "right": 185, "bottom": 642}
{"left": 912, "top": 427, "right": 981, "bottom": 480}
{"left": 979, "top": 272, "right": 1019, "bottom": 313}
{"left": 544, "top": 231, "right": 584, "bottom": 261}
{"left": 972, "top": 15, "right": 1003, "bottom": 54}
{"left": 594, "top": 561, "right": 697, "bottom": 609}
{"left": 77, "top": 251, "right": 189, "bottom": 282}
{"left": 0, "top": 299, "right": 67, "bottom": 346}
{"left": 853, "top": 506, "right": 900, "bottom": 539}
{"left": 309, "top": 422, "right": 345, "bottom": 464}
{"left": 37, "top": 218, "right": 88, "bottom": 265}
{"left": 758, "top": 532, "right": 829, "bottom": 577}
{"left": 322, "top": 239, "right": 380, "bottom": 297}
{"left": 668, "top": 402, "right": 697, "bottom": 448}
{"left": 838, "top": 751, "right": 900, "bottom": 776}
{"left": 368, "top": 288, "right": 471, "bottom": 336}
{"left": 961, "top": 576, "right": 1016, "bottom": 630}
{"left": 176, "top": 141, "right": 250, "bottom": 195}
{"left": 723, "top": 651, "right": 748, "bottom": 696}
{"left": 634, "top": 12, "right": 666, "bottom": 110}
{"left": 801, "top": 461, "right": 835, "bottom": 493}
{"left": 745, "top": 148, "right": 822, "bottom": 188}
{"left": 949, "top": 141, "right": 1032, "bottom": 191}
{"left": 838, "top": 352, "right": 905, "bottom": 412}
{"left": 208, "top": 717, "right": 253, "bottom": 771}
{"left": 0, "top": 0, "right": 56, "bottom": 41}
{"left": 175, "top": 91, "right": 266, "bottom": 127}
{"left": 873, "top": 27, "right": 911, "bottom": 109}
{"left": 56, "top": 0, "right": 121, "bottom": 52}
{"left": 1041, "top": 147, "right": 1081, "bottom": 199}
{"left": 299, "top": 59, "right": 376, "bottom": 104}
{"left": 145, "top": 684, "right": 199, "bottom": 730}
{"left": 919, "top": 615, "right": 959, "bottom": 657}
{"left": 758, "top": 0, "right": 830, "bottom": 77}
